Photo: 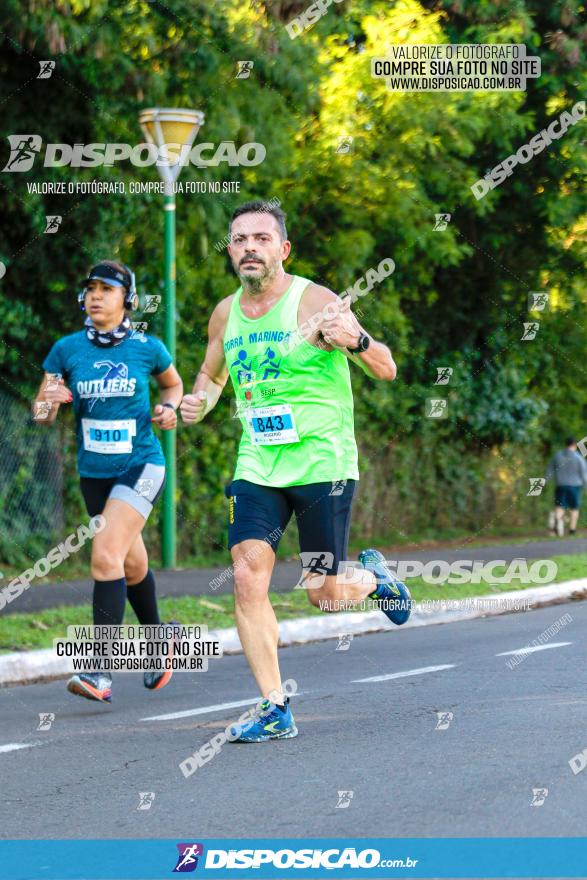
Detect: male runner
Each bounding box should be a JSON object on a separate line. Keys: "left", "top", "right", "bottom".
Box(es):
{"left": 181, "top": 201, "right": 411, "bottom": 741}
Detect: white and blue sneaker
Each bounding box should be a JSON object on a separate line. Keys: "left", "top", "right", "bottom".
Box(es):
{"left": 359, "top": 548, "right": 413, "bottom": 625}
{"left": 229, "top": 696, "right": 298, "bottom": 743}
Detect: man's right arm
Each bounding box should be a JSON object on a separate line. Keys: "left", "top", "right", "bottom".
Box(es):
{"left": 180, "top": 297, "right": 232, "bottom": 425}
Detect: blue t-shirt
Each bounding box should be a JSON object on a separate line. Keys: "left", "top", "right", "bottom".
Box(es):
{"left": 42, "top": 330, "right": 172, "bottom": 478}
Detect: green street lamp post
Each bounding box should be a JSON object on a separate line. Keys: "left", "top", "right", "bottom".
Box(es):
{"left": 139, "top": 107, "right": 205, "bottom": 568}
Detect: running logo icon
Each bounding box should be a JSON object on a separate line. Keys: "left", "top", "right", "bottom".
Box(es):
{"left": 335, "top": 136, "right": 354, "bottom": 154}
{"left": 3, "top": 135, "right": 42, "bottom": 172}
{"left": 136, "top": 792, "right": 155, "bottom": 811}
{"left": 143, "top": 294, "right": 162, "bottom": 314}
{"left": 95, "top": 361, "right": 128, "bottom": 381}
{"left": 236, "top": 60, "right": 254, "bottom": 79}
{"left": 130, "top": 321, "right": 148, "bottom": 341}
{"left": 44, "top": 216, "right": 62, "bottom": 234}
{"left": 33, "top": 401, "right": 53, "bottom": 421}
{"left": 527, "top": 478, "right": 546, "bottom": 496}
{"left": 46, "top": 374, "right": 62, "bottom": 392}
{"left": 37, "top": 712, "right": 55, "bottom": 731}
{"left": 82, "top": 361, "right": 132, "bottom": 412}
{"left": 37, "top": 60, "right": 55, "bottom": 78}
{"left": 173, "top": 843, "right": 204, "bottom": 872}
{"left": 435, "top": 711, "right": 453, "bottom": 730}
{"left": 522, "top": 322, "right": 539, "bottom": 341}
{"left": 426, "top": 398, "right": 448, "bottom": 418}
{"left": 434, "top": 367, "right": 453, "bottom": 385}
{"left": 433, "top": 213, "right": 451, "bottom": 231}
{"left": 528, "top": 292, "right": 549, "bottom": 311}
{"left": 336, "top": 790, "right": 354, "bottom": 809}
{"left": 295, "top": 551, "right": 334, "bottom": 589}
{"left": 135, "top": 479, "right": 154, "bottom": 498}
{"left": 530, "top": 788, "right": 548, "bottom": 806}
{"left": 231, "top": 350, "right": 253, "bottom": 384}
{"left": 259, "top": 347, "right": 281, "bottom": 380}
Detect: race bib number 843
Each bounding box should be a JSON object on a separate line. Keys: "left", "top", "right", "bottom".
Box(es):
{"left": 245, "top": 405, "right": 299, "bottom": 445}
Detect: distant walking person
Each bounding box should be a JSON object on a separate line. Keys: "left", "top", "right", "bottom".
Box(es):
{"left": 546, "top": 438, "right": 587, "bottom": 537}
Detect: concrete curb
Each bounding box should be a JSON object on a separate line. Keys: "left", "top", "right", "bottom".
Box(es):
{"left": 2, "top": 578, "right": 586, "bottom": 687}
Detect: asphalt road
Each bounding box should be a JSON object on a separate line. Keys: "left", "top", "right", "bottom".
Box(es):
{"left": 1, "top": 600, "right": 586, "bottom": 839}
{"left": 6, "top": 534, "right": 587, "bottom": 613}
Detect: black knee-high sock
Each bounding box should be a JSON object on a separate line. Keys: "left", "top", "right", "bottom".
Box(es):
{"left": 93, "top": 577, "right": 127, "bottom": 626}
{"left": 126, "top": 569, "right": 161, "bottom": 625}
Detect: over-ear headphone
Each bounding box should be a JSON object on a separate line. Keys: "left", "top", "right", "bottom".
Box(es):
{"left": 78, "top": 262, "right": 138, "bottom": 311}
{"left": 120, "top": 264, "right": 138, "bottom": 311}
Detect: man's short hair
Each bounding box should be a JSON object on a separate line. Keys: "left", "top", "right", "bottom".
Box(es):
{"left": 566, "top": 437, "right": 577, "bottom": 446}
{"left": 230, "top": 200, "right": 287, "bottom": 241}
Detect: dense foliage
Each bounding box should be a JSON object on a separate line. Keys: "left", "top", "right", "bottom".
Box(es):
{"left": 0, "top": 0, "right": 585, "bottom": 562}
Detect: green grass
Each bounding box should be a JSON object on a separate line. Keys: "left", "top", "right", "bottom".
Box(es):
{"left": 0, "top": 592, "right": 321, "bottom": 654}
{"left": 1, "top": 551, "right": 585, "bottom": 655}
{"left": 349, "top": 525, "right": 585, "bottom": 553}
{"left": 0, "top": 524, "right": 580, "bottom": 586}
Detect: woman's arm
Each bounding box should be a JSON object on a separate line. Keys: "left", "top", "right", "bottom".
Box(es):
{"left": 152, "top": 364, "right": 184, "bottom": 430}
{"left": 32, "top": 374, "right": 72, "bottom": 424}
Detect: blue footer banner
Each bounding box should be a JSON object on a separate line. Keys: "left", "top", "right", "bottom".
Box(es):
{"left": 1, "top": 838, "right": 587, "bottom": 879}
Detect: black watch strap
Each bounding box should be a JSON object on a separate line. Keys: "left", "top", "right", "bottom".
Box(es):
{"left": 162, "top": 401, "right": 176, "bottom": 411}
{"left": 348, "top": 333, "right": 370, "bottom": 355}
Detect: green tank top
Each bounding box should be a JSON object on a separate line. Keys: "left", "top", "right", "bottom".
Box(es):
{"left": 223, "top": 275, "right": 359, "bottom": 487}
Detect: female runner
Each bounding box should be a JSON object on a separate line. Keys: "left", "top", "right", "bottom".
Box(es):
{"left": 34, "top": 260, "right": 183, "bottom": 702}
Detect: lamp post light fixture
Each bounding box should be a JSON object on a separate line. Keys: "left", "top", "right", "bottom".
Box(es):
{"left": 139, "top": 108, "right": 205, "bottom": 568}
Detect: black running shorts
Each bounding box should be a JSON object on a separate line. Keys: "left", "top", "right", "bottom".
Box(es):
{"left": 80, "top": 463, "right": 166, "bottom": 520}
{"left": 226, "top": 479, "right": 356, "bottom": 574}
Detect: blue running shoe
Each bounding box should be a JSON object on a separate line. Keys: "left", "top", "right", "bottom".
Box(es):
{"left": 229, "top": 697, "right": 298, "bottom": 743}
{"left": 359, "top": 548, "right": 413, "bottom": 625}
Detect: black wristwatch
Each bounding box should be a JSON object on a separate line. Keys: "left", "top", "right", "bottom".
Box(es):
{"left": 347, "top": 333, "right": 371, "bottom": 354}
{"left": 162, "top": 401, "right": 177, "bottom": 411}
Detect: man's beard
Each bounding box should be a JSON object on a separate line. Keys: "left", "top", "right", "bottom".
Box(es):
{"left": 235, "top": 257, "right": 277, "bottom": 293}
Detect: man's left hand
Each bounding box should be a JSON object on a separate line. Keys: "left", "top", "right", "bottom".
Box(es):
{"left": 320, "top": 296, "right": 362, "bottom": 351}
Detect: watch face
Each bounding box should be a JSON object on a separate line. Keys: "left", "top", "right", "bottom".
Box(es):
{"left": 348, "top": 334, "right": 370, "bottom": 354}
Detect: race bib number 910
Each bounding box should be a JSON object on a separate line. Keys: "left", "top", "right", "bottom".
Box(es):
{"left": 245, "top": 405, "right": 299, "bottom": 446}
{"left": 82, "top": 419, "right": 136, "bottom": 454}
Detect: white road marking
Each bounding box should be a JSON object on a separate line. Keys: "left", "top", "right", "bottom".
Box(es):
{"left": 0, "top": 742, "right": 40, "bottom": 754}
{"left": 142, "top": 691, "right": 305, "bottom": 723}
{"left": 497, "top": 641, "right": 572, "bottom": 657}
{"left": 141, "top": 697, "right": 266, "bottom": 722}
{"left": 352, "top": 664, "right": 456, "bottom": 683}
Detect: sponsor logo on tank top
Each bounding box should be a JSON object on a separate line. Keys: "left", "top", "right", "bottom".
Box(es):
{"left": 230, "top": 347, "right": 283, "bottom": 383}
